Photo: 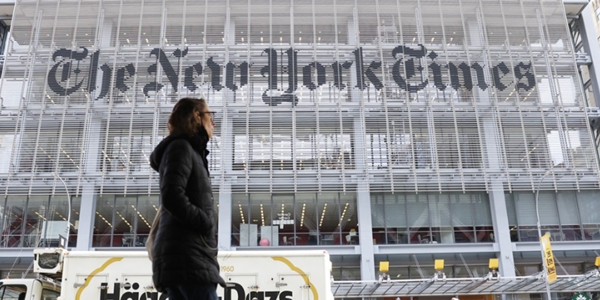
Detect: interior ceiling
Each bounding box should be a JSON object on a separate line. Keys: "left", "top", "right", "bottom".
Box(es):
{"left": 0, "top": 4, "right": 12, "bottom": 26}
{"left": 563, "top": 1, "right": 589, "bottom": 15}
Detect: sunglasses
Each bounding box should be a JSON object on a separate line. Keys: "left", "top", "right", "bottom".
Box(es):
{"left": 200, "top": 111, "right": 216, "bottom": 122}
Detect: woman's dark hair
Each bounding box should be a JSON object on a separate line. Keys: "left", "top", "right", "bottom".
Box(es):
{"left": 168, "top": 97, "right": 208, "bottom": 137}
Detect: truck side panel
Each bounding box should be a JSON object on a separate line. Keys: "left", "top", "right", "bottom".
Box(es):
{"left": 58, "top": 251, "right": 333, "bottom": 300}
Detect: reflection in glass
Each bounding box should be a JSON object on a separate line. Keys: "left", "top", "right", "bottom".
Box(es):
{"left": 0, "top": 195, "right": 79, "bottom": 248}
{"left": 505, "top": 191, "right": 600, "bottom": 242}
{"left": 0, "top": 196, "right": 27, "bottom": 247}
{"left": 371, "top": 192, "right": 493, "bottom": 244}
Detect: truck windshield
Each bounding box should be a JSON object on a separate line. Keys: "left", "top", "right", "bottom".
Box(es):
{"left": 41, "top": 289, "right": 59, "bottom": 300}
{"left": 0, "top": 285, "right": 27, "bottom": 300}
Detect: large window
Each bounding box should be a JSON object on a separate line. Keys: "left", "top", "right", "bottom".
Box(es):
{"left": 93, "top": 195, "right": 159, "bottom": 247}
{"left": 0, "top": 195, "right": 79, "bottom": 248}
{"left": 371, "top": 192, "right": 493, "bottom": 244}
{"left": 506, "top": 190, "right": 599, "bottom": 242}
{"left": 232, "top": 193, "right": 357, "bottom": 247}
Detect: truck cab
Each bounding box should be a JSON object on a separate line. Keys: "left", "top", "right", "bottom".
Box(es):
{"left": 0, "top": 279, "right": 60, "bottom": 300}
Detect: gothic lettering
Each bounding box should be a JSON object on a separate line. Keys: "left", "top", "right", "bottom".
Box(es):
{"left": 86, "top": 50, "right": 100, "bottom": 93}
{"left": 448, "top": 62, "right": 474, "bottom": 91}
{"left": 261, "top": 48, "right": 277, "bottom": 92}
{"left": 143, "top": 59, "right": 164, "bottom": 98}
{"left": 302, "top": 62, "right": 326, "bottom": 91}
{"left": 225, "top": 61, "right": 248, "bottom": 91}
{"left": 46, "top": 45, "right": 536, "bottom": 101}
{"left": 285, "top": 48, "right": 298, "bottom": 94}
{"left": 185, "top": 62, "right": 203, "bottom": 92}
{"left": 98, "top": 64, "right": 113, "bottom": 100}
{"left": 261, "top": 48, "right": 298, "bottom": 106}
{"left": 354, "top": 48, "right": 365, "bottom": 90}
{"left": 47, "top": 47, "right": 89, "bottom": 96}
{"left": 471, "top": 62, "right": 489, "bottom": 91}
{"left": 353, "top": 47, "right": 384, "bottom": 90}
{"left": 207, "top": 57, "right": 224, "bottom": 91}
{"left": 143, "top": 48, "right": 178, "bottom": 97}
{"left": 153, "top": 48, "right": 179, "bottom": 91}
{"left": 116, "top": 64, "right": 135, "bottom": 92}
{"left": 514, "top": 62, "right": 535, "bottom": 91}
{"left": 364, "top": 60, "right": 384, "bottom": 90}
{"left": 391, "top": 44, "right": 428, "bottom": 92}
{"left": 428, "top": 52, "right": 446, "bottom": 91}
{"left": 331, "top": 61, "right": 352, "bottom": 90}
{"left": 492, "top": 62, "right": 512, "bottom": 91}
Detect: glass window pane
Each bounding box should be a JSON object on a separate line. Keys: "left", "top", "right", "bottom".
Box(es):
{"left": 556, "top": 191, "right": 579, "bottom": 225}
{"left": 515, "top": 192, "right": 537, "bottom": 226}
{"left": 93, "top": 195, "right": 115, "bottom": 247}
{"left": 251, "top": 193, "right": 276, "bottom": 246}
{"left": 295, "top": 193, "right": 318, "bottom": 246}
{"left": 136, "top": 195, "right": 159, "bottom": 247}
{"left": 516, "top": 265, "right": 541, "bottom": 276}
{"left": 42, "top": 289, "right": 60, "bottom": 300}
{"left": 269, "top": 194, "right": 294, "bottom": 246}
{"left": 0, "top": 285, "right": 27, "bottom": 300}
{"left": 371, "top": 194, "right": 385, "bottom": 228}
{"left": 114, "top": 196, "right": 138, "bottom": 247}
{"left": 430, "top": 194, "right": 451, "bottom": 227}
{"left": 0, "top": 133, "right": 14, "bottom": 173}
{"left": 538, "top": 192, "right": 559, "bottom": 225}
{"left": 48, "top": 195, "right": 79, "bottom": 247}
{"left": 473, "top": 193, "right": 492, "bottom": 226}
{"left": 317, "top": 193, "right": 340, "bottom": 245}
{"left": 407, "top": 194, "right": 428, "bottom": 227}
{"left": 385, "top": 193, "right": 407, "bottom": 228}
{"left": 231, "top": 194, "right": 251, "bottom": 247}
{"left": 451, "top": 194, "right": 473, "bottom": 226}
{"left": 578, "top": 190, "right": 600, "bottom": 224}
{"left": 505, "top": 193, "right": 518, "bottom": 226}
{"left": 25, "top": 196, "right": 48, "bottom": 247}
{"left": 339, "top": 193, "right": 357, "bottom": 245}
{"left": 577, "top": 191, "right": 600, "bottom": 240}
{"left": 454, "top": 265, "right": 489, "bottom": 278}
{"left": 1, "top": 196, "right": 27, "bottom": 247}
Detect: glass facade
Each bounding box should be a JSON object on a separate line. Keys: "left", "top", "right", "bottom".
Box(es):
{"left": 506, "top": 190, "right": 600, "bottom": 242}
{"left": 0, "top": 195, "right": 79, "bottom": 248}
{"left": 0, "top": 0, "right": 599, "bottom": 285}
{"left": 371, "top": 192, "right": 493, "bottom": 244}
{"left": 232, "top": 192, "right": 357, "bottom": 246}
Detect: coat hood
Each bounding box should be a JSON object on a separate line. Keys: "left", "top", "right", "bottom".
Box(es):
{"left": 150, "top": 135, "right": 181, "bottom": 172}
{"left": 150, "top": 131, "right": 210, "bottom": 172}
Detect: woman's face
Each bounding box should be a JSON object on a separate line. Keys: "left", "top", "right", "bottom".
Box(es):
{"left": 196, "top": 105, "right": 215, "bottom": 139}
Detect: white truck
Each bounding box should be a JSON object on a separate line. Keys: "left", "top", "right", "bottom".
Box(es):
{"left": 0, "top": 248, "right": 334, "bottom": 300}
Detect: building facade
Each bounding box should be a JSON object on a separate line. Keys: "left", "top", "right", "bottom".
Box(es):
{"left": 0, "top": 0, "right": 599, "bottom": 296}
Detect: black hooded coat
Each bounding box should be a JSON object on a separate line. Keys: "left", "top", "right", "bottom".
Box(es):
{"left": 149, "top": 130, "right": 226, "bottom": 292}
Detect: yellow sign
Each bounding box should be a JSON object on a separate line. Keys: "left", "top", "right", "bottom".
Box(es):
{"left": 541, "top": 233, "right": 557, "bottom": 283}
